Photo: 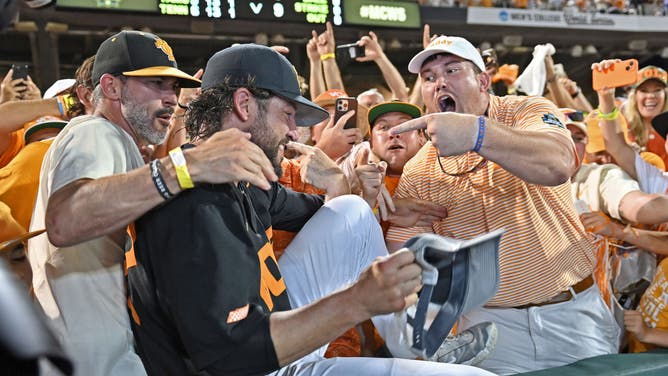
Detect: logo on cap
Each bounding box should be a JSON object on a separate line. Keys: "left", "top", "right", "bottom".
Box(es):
{"left": 154, "top": 38, "right": 175, "bottom": 62}
{"left": 638, "top": 66, "right": 667, "bottom": 84}
{"left": 429, "top": 38, "right": 454, "bottom": 48}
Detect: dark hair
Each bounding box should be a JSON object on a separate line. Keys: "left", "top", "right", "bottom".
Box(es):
{"left": 186, "top": 74, "right": 272, "bottom": 141}
{"left": 420, "top": 53, "right": 483, "bottom": 75}
{"left": 67, "top": 55, "right": 95, "bottom": 118}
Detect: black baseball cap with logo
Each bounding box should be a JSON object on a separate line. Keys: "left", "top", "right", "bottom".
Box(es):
{"left": 201, "top": 44, "right": 328, "bottom": 127}
{"left": 91, "top": 30, "right": 201, "bottom": 88}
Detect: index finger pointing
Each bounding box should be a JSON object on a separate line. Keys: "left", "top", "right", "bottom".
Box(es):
{"left": 390, "top": 116, "right": 427, "bottom": 135}
{"left": 286, "top": 141, "right": 315, "bottom": 155}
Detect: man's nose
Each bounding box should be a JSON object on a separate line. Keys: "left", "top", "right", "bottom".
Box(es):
{"left": 287, "top": 129, "right": 298, "bottom": 142}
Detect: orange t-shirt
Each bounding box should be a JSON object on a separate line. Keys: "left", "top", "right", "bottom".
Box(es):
{"left": 273, "top": 158, "right": 324, "bottom": 259}
{"left": 0, "top": 130, "right": 25, "bottom": 168}
{"left": 0, "top": 139, "right": 53, "bottom": 231}
{"left": 629, "top": 258, "right": 668, "bottom": 353}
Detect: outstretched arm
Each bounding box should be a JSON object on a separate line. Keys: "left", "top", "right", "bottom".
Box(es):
{"left": 357, "top": 31, "right": 408, "bottom": 102}
{"left": 270, "top": 249, "right": 421, "bottom": 365}
{"left": 317, "top": 22, "right": 344, "bottom": 91}
{"left": 46, "top": 129, "right": 277, "bottom": 246}
{"left": 392, "top": 109, "right": 576, "bottom": 186}
{"left": 307, "top": 30, "right": 326, "bottom": 99}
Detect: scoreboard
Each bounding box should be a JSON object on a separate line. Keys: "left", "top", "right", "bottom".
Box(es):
{"left": 56, "top": 0, "right": 420, "bottom": 28}
{"left": 57, "top": 0, "right": 341, "bottom": 25}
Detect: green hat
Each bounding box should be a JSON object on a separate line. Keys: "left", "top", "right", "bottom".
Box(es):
{"left": 23, "top": 116, "right": 67, "bottom": 142}
{"left": 368, "top": 101, "right": 422, "bottom": 127}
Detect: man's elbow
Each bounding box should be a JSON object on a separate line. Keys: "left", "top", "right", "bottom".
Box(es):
{"left": 45, "top": 210, "right": 75, "bottom": 247}
{"left": 538, "top": 155, "right": 574, "bottom": 186}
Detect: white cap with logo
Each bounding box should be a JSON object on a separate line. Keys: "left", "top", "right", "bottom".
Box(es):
{"left": 408, "top": 36, "right": 485, "bottom": 74}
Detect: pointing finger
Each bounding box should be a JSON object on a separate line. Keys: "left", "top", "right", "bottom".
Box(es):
{"left": 355, "top": 147, "right": 369, "bottom": 167}
{"left": 390, "top": 116, "right": 427, "bottom": 135}
{"left": 286, "top": 141, "right": 315, "bottom": 155}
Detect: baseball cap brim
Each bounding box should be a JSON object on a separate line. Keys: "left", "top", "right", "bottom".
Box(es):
{"left": 273, "top": 91, "right": 329, "bottom": 127}
{"left": 123, "top": 66, "right": 201, "bottom": 88}
{"left": 24, "top": 120, "right": 68, "bottom": 142}
{"left": 368, "top": 102, "right": 422, "bottom": 126}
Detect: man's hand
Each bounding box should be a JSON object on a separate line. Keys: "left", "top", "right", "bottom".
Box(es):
{"left": 286, "top": 141, "right": 349, "bottom": 197}
{"left": 391, "top": 113, "right": 478, "bottom": 157}
{"left": 315, "top": 21, "right": 336, "bottom": 56}
{"left": 353, "top": 148, "right": 386, "bottom": 207}
{"left": 270, "top": 45, "right": 290, "bottom": 55}
{"left": 21, "top": 77, "right": 41, "bottom": 101}
{"left": 356, "top": 31, "right": 383, "bottom": 62}
{"left": 185, "top": 128, "right": 278, "bottom": 190}
{"left": 306, "top": 30, "right": 320, "bottom": 62}
{"left": 385, "top": 197, "right": 447, "bottom": 228}
{"left": 422, "top": 23, "right": 437, "bottom": 49}
{"left": 580, "top": 211, "right": 624, "bottom": 239}
{"left": 0, "top": 69, "right": 26, "bottom": 103}
{"left": 351, "top": 249, "right": 423, "bottom": 317}
{"left": 625, "top": 310, "right": 650, "bottom": 342}
{"left": 314, "top": 110, "right": 362, "bottom": 160}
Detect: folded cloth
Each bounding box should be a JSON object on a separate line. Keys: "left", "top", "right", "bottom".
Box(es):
{"left": 513, "top": 43, "right": 556, "bottom": 96}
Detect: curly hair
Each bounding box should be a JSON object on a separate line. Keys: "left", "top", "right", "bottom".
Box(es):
{"left": 186, "top": 74, "right": 271, "bottom": 141}
{"left": 66, "top": 55, "right": 95, "bottom": 118}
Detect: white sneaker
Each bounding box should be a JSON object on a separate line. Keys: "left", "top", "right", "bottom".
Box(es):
{"left": 428, "top": 321, "right": 498, "bottom": 366}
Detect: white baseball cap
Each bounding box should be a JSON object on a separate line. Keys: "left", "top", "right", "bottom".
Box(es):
{"left": 43, "top": 79, "right": 75, "bottom": 99}
{"left": 408, "top": 36, "right": 486, "bottom": 74}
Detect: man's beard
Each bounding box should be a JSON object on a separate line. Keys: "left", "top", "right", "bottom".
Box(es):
{"left": 248, "top": 109, "right": 287, "bottom": 177}
{"left": 121, "top": 85, "right": 171, "bottom": 145}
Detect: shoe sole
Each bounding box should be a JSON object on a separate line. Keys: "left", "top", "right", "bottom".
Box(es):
{"left": 460, "top": 323, "right": 498, "bottom": 367}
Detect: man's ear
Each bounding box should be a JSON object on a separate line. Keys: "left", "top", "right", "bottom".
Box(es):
{"left": 232, "top": 87, "right": 253, "bottom": 122}
{"left": 478, "top": 71, "right": 491, "bottom": 93}
{"left": 99, "top": 73, "right": 122, "bottom": 100}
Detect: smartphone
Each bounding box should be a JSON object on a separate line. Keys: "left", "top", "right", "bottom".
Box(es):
{"left": 336, "top": 43, "right": 365, "bottom": 60}
{"left": 592, "top": 59, "right": 638, "bottom": 91}
{"left": 11, "top": 64, "right": 29, "bottom": 81}
{"left": 334, "top": 97, "right": 358, "bottom": 130}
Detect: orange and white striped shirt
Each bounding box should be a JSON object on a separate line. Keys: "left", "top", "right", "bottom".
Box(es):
{"left": 386, "top": 95, "right": 596, "bottom": 307}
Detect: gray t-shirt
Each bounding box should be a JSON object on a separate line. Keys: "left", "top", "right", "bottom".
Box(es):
{"left": 28, "top": 115, "right": 146, "bottom": 376}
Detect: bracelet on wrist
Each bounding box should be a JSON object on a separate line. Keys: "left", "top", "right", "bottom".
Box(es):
{"left": 597, "top": 107, "right": 619, "bottom": 121}
{"left": 150, "top": 159, "right": 174, "bottom": 200}
{"left": 169, "top": 146, "right": 194, "bottom": 189}
{"left": 546, "top": 75, "right": 556, "bottom": 83}
{"left": 320, "top": 52, "right": 335, "bottom": 61}
{"left": 177, "top": 102, "right": 188, "bottom": 110}
{"left": 55, "top": 96, "right": 65, "bottom": 117}
{"left": 472, "top": 116, "right": 486, "bottom": 153}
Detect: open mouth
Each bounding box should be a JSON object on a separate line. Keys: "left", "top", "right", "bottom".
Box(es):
{"left": 438, "top": 96, "right": 456, "bottom": 112}
{"left": 387, "top": 144, "right": 404, "bottom": 151}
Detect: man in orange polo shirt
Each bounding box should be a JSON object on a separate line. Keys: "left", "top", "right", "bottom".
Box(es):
{"left": 387, "top": 36, "right": 618, "bottom": 374}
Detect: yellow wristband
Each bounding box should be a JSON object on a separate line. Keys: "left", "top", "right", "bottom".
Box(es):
{"left": 56, "top": 94, "right": 75, "bottom": 117}
{"left": 597, "top": 107, "right": 619, "bottom": 121}
{"left": 169, "top": 147, "right": 194, "bottom": 190}
{"left": 320, "top": 52, "right": 335, "bottom": 61}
